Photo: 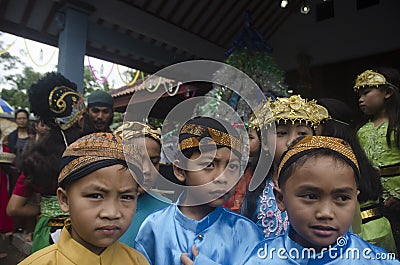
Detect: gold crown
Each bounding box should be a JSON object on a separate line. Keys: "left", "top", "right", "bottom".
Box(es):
{"left": 250, "top": 95, "right": 329, "bottom": 129}
{"left": 114, "top": 121, "right": 161, "bottom": 144}
{"left": 354, "top": 70, "right": 389, "bottom": 92}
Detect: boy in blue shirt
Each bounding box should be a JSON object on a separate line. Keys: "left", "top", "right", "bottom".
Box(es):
{"left": 243, "top": 136, "right": 399, "bottom": 264}
{"left": 135, "top": 117, "right": 263, "bottom": 265}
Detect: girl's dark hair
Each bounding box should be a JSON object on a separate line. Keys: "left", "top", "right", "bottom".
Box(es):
{"left": 319, "top": 119, "right": 381, "bottom": 202}
{"left": 357, "top": 67, "right": 400, "bottom": 149}
{"left": 21, "top": 125, "right": 82, "bottom": 195}
{"left": 318, "top": 98, "right": 382, "bottom": 202}
{"left": 278, "top": 149, "right": 359, "bottom": 190}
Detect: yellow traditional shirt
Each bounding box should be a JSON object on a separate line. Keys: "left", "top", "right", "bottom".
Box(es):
{"left": 18, "top": 227, "right": 149, "bottom": 265}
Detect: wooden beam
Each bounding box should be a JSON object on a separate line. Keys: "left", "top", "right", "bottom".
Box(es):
{"left": 93, "top": 0, "right": 225, "bottom": 60}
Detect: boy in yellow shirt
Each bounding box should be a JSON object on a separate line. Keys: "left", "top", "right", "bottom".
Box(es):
{"left": 19, "top": 132, "right": 149, "bottom": 265}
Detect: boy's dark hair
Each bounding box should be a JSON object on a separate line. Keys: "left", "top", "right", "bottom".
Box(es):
{"left": 15, "top": 109, "right": 29, "bottom": 119}
{"left": 318, "top": 98, "right": 382, "bottom": 203}
{"left": 278, "top": 149, "right": 358, "bottom": 190}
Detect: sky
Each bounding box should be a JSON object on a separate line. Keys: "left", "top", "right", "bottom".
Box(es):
{"left": 0, "top": 31, "right": 138, "bottom": 90}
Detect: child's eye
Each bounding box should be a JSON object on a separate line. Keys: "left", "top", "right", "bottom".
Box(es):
{"left": 203, "top": 162, "right": 214, "bottom": 168}
{"left": 228, "top": 163, "right": 239, "bottom": 171}
{"left": 336, "top": 195, "right": 351, "bottom": 202}
{"left": 276, "top": 131, "right": 287, "bottom": 136}
{"left": 87, "top": 194, "right": 102, "bottom": 199}
{"left": 298, "top": 131, "right": 309, "bottom": 136}
{"left": 121, "top": 194, "right": 136, "bottom": 201}
{"left": 302, "top": 194, "right": 318, "bottom": 200}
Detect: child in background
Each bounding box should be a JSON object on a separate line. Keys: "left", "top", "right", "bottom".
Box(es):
{"left": 355, "top": 67, "right": 400, "bottom": 252}
{"left": 243, "top": 136, "right": 399, "bottom": 264}
{"left": 242, "top": 95, "right": 329, "bottom": 238}
{"left": 18, "top": 133, "right": 149, "bottom": 264}
{"left": 135, "top": 117, "right": 263, "bottom": 265}
{"left": 317, "top": 98, "right": 397, "bottom": 253}
{"left": 116, "top": 121, "right": 171, "bottom": 246}
{"left": 223, "top": 125, "right": 261, "bottom": 213}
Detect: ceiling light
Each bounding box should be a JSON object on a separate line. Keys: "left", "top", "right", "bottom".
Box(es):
{"left": 300, "top": 1, "right": 311, "bottom": 14}
{"left": 281, "top": 0, "right": 288, "bottom": 8}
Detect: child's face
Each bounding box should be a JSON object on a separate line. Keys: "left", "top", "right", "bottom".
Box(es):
{"left": 358, "top": 86, "right": 391, "bottom": 116}
{"left": 142, "top": 137, "right": 161, "bottom": 190}
{"left": 275, "top": 156, "right": 358, "bottom": 251}
{"left": 175, "top": 147, "right": 241, "bottom": 207}
{"left": 57, "top": 165, "right": 138, "bottom": 255}
{"left": 248, "top": 127, "right": 261, "bottom": 157}
{"left": 267, "top": 122, "right": 313, "bottom": 166}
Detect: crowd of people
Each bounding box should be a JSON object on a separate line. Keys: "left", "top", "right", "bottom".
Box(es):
{"left": 0, "top": 67, "right": 399, "bottom": 264}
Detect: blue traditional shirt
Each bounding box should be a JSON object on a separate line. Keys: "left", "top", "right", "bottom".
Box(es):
{"left": 255, "top": 177, "right": 289, "bottom": 238}
{"left": 243, "top": 228, "right": 399, "bottom": 264}
{"left": 134, "top": 204, "right": 263, "bottom": 265}
{"left": 119, "top": 191, "right": 170, "bottom": 247}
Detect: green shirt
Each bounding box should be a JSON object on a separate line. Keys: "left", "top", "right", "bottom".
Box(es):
{"left": 358, "top": 121, "right": 400, "bottom": 200}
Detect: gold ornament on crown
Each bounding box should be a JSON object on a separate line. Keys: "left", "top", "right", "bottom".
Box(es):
{"left": 114, "top": 121, "right": 161, "bottom": 144}
{"left": 354, "top": 69, "right": 399, "bottom": 92}
{"left": 249, "top": 95, "right": 329, "bottom": 130}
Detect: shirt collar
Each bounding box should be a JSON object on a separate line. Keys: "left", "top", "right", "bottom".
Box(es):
{"left": 174, "top": 204, "right": 223, "bottom": 234}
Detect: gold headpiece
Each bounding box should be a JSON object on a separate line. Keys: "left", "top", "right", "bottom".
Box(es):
{"left": 278, "top": 136, "right": 360, "bottom": 178}
{"left": 179, "top": 123, "right": 242, "bottom": 155}
{"left": 354, "top": 70, "right": 398, "bottom": 92}
{"left": 114, "top": 121, "right": 161, "bottom": 144}
{"left": 250, "top": 95, "right": 329, "bottom": 130}
{"left": 0, "top": 152, "right": 15, "bottom": 164}
{"left": 58, "top": 133, "right": 142, "bottom": 184}
{"left": 48, "top": 86, "right": 86, "bottom": 130}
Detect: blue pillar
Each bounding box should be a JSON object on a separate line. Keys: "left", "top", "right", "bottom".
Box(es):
{"left": 57, "top": 3, "right": 93, "bottom": 94}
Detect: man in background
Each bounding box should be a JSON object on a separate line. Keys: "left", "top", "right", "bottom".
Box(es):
{"left": 84, "top": 90, "right": 114, "bottom": 133}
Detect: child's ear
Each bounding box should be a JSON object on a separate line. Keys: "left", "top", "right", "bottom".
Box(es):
{"left": 173, "top": 159, "right": 186, "bottom": 183}
{"left": 57, "top": 187, "right": 70, "bottom": 213}
{"left": 385, "top": 87, "right": 394, "bottom": 99}
{"left": 273, "top": 186, "right": 286, "bottom": 212}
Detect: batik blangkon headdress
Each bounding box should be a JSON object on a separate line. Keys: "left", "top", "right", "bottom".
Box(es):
{"left": 58, "top": 132, "right": 142, "bottom": 187}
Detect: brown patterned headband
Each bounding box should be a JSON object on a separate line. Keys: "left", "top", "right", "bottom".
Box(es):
{"left": 178, "top": 123, "right": 242, "bottom": 155}
{"left": 278, "top": 136, "right": 360, "bottom": 179}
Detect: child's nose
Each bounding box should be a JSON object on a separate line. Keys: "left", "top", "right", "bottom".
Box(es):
{"left": 315, "top": 202, "right": 335, "bottom": 220}
{"left": 213, "top": 170, "right": 228, "bottom": 184}
{"left": 100, "top": 200, "right": 122, "bottom": 219}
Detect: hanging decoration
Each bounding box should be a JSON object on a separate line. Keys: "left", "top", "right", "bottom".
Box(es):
{"left": 87, "top": 56, "right": 115, "bottom": 83}
{"left": 116, "top": 65, "right": 141, "bottom": 86}
{"left": 164, "top": 81, "right": 181, "bottom": 96}
{"left": 194, "top": 11, "right": 290, "bottom": 123}
{"left": 23, "top": 38, "right": 57, "bottom": 67}
{"left": 0, "top": 38, "right": 17, "bottom": 55}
